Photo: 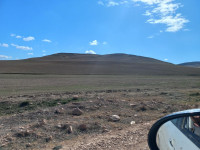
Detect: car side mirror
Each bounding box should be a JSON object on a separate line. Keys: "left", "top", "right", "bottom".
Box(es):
{"left": 148, "top": 109, "right": 200, "bottom": 150}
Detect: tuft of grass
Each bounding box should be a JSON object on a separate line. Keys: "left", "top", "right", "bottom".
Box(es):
{"left": 19, "top": 101, "right": 30, "bottom": 107}
{"left": 190, "top": 92, "right": 200, "bottom": 96}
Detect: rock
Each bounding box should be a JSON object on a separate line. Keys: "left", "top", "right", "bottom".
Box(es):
{"left": 56, "top": 123, "right": 73, "bottom": 133}
{"left": 31, "top": 119, "right": 47, "bottom": 128}
{"left": 102, "top": 127, "right": 109, "bottom": 133}
{"left": 130, "top": 121, "right": 136, "bottom": 125}
{"left": 15, "top": 130, "right": 33, "bottom": 137}
{"left": 45, "top": 136, "right": 53, "bottom": 142}
{"left": 130, "top": 104, "right": 137, "bottom": 108}
{"left": 39, "top": 119, "right": 47, "bottom": 125}
{"left": 72, "top": 95, "right": 79, "bottom": 100}
{"left": 72, "top": 108, "right": 83, "bottom": 116}
{"left": 78, "top": 124, "right": 87, "bottom": 131}
{"left": 109, "top": 115, "right": 120, "bottom": 122}
{"left": 54, "top": 108, "right": 64, "bottom": 114}
{"left": 57, "top": 123, "right": 70, "bottom": 130}
{"left": 67, "top": 126, "right": 73, "bottom": 134}
{"left": 53, "top": 145, "right": 63, "bottom": 150}
{"left": 26, "top": 143, "right": 31, "bottom": 148}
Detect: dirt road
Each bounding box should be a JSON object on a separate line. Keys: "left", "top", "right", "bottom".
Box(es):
{"left": 52, "top": 121, "right": 154, "bottom": 150}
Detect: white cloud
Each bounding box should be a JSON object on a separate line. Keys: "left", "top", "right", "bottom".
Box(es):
{"left": 164, "top": 58, "right": 168, "bottom": 61}
{"left": 0, "top": 43, "right": 9, "bottom": 47}
{"left": 133, "top": 0, "right": 188, "bottom": 32}
{"left": 89, "top": 40, "right": 98, "bottom": 46}
{"left": 42, "top": 50, "right": 46, "bottom": 53}
{"left": 147, "top": 14, "right": 189, "bottom": 32}
{"left": 23, "top": 36, "right": 35, "bottom": 41}
{"left": 144, "top": 10, "right": 152, "bottom": 16}
{"left": 98, "top": 1, "right": 104, "bottom": 5}
{"left": 10, "top": 34, "right": 23, "bottom": 39}
{"left": 132, "top": 0, "right": 160, "bottom": 5}
{"left": 98, "top": 0, "right": 128, "bottom": 7}
{"left": 0, "top": 55, "right": 12, "bottom": 59}
{"left": 11, "top": 44, "right": 33, "bottom": 51}
{"left": 102, "top": 41, "right": 107, "bottom": 45}
{"left": 42, "top": 39, "right": 52, "bottom": 43}
{"left": 107, "top": 1, "right": 119, "bottom": 7}
{"left": 183, "top": 29, "right": 190, "bottom": 32}
{"left": 151, "top": 1, "right": 180, "bottom": 16}
{"left": 16, "top": 35, "right": 22, "bottom": 39}
{"left": 147, "top": 35, "right": 154, "bottom": 38}
{"left": 10, "top": 34, "right": 15, "bottom": 37}
{"left": 100, "top": 0, "right": 188, "bottom": 32}
{"left": 27, "top": 53, "right": 33, "bottom": 55}
{"left": 85, "top": 50, "right": 96, "bottom": 54}
{"left": 120, "top": 1, "right": 129, "bottom": 4}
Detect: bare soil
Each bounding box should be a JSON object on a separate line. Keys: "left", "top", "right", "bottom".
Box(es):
{"left": 0, "top": 75, "right": 200, "bottom": 150}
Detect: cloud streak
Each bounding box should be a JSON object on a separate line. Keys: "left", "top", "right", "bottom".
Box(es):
{"left": 0, "top": 43, "right": 9, "bottom": 47}
{"left": 11, "top": 44, "right": 33, "bottom": 51}
{"left": 85, "top": 50, "right": 96, "bottom": 54}
{"left": 98, "top": 0, "right": 128, "bottom": 7}
{"left": 27, "top": 53, "right": 34, "bottom": 55}
{"left": 0, "top": 55, "right": 12, "bottom": 59}
{"left": 23, "top": 36, "right": 35, "bottom": 41}
{"left": 42, "top": 39, "right": 52, "bottom": 43}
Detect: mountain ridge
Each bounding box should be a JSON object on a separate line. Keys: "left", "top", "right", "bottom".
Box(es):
{"left": 0, "top": 53, "right": 200, "bottom": 76}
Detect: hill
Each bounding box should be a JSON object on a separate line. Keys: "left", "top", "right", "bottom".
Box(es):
{"left": 0, "top": 53, "right": 200, "bottom": 75}
{"left": 179, "top": 61, "right": 200, "bottom": 68}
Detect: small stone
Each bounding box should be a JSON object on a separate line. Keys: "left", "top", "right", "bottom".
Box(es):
{"left": 57, "top": 123, "right": 70, "bottom": 130}
{"left": 45, "top": 136, "right": 53, "bottom": 142}
{"left": 39, "top": 119, "right": 47, "bottom": 125}
{"left": 55, "top": 108, "right": 64, "bottom": 114}
{"left": 72, "top": 95, "right": 79, "bottom": 100}
{"left": 72, "top": 108, "right": 83, "bottom": 116}
{"left": 109, "top": 115, "right": 120, "bottom": 122}
{"left": 67, "top": 126, "right": 73, "bottom": 134}
{"left": 102, "top": 128, "right": 109, "bottom": 133}
{"left": 53, "top": 145, "right": 63, "bottom": 150}
{"left": 56, "top": 124, "right": 62, "bottom": 128}
{"left": 130, "top": 104, "right": 137, "bottom": 107}
{"left": 130, "top": 121, "right": 136, "bottom": 125}
{"left": 26, "top": 143, "right": 31, "bottom": 148}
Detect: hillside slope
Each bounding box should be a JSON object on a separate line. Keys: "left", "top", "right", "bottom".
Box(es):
{"left": 0, "top": 53, "right": 200, "bottom": 75}
{"left": 179, "top": 61, "right": 200, "bottom": 68}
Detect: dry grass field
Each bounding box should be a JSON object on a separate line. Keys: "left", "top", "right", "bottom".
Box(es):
{"left": 0, "top": 74, "right": 200, "bottom": 149}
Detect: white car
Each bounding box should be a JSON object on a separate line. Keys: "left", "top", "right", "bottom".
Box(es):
{"left": 148, "top": 109, "right": 200, "bottom": 150}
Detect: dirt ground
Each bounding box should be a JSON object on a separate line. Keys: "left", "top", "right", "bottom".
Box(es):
{"left": 0, "top": 75, "right": 199, "bottom": 150}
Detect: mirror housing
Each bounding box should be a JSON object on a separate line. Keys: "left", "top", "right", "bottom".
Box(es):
{"left": 148, "top": 109, "right": 200, "bottom": 150}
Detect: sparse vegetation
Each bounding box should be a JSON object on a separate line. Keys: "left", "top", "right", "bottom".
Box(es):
{"left": 190, "top": 92, "right": 200, "bottom": 96}
{"left": 0, "top": 97, "right": 84, "bottom": 116}
{"left": 0, "top": 74, "right": 199, "bottom": 149}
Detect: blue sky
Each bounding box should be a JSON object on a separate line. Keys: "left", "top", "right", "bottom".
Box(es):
{"left": 0, "top": 0, "right": 199, "bottom": 64}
